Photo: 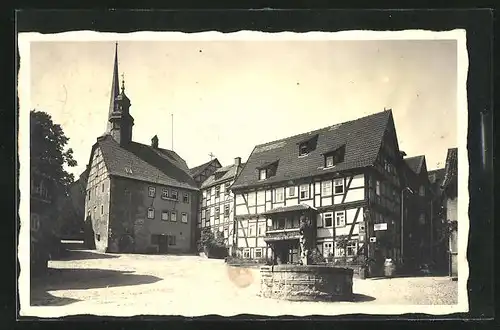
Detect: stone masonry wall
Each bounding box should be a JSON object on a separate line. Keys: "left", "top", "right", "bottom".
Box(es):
{"left": 109, "top": 176, "right": 196, "bottom": 253}
{"left": 260, "top": 265, "right": 353, "bottom": 301}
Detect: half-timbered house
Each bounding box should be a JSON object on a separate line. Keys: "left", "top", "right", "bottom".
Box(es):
{"left": 197, "top": 157, "right": 245, "bottom": 254}
{"left": 189, "top": 159, "right": 222, "bottom": 187}
{"left": 230, "top": 110, "right": 432, "bottom": 273}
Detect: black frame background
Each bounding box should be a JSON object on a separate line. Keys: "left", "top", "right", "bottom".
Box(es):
{"left": 6, "top": 8, "right": 495, "bottom": 328}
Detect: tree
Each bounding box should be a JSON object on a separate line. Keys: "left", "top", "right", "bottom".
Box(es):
{"left": 30, "top": 110, "right": 77, "bottom": 253}
{"left": 30, "top": 110, "right": 77, "bottom": 189}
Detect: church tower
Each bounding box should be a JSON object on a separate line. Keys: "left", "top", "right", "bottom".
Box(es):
{"left": 107, "top": 43, "right": 134, "bottom": 146}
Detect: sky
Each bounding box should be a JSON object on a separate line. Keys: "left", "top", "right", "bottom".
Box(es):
{"left": 29, "top": 38, "right": 458, "bottom": 178}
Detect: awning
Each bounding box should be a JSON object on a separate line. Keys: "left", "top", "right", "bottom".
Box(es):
{"left": 262, "top": 203, "right": 317, "bottom": 216}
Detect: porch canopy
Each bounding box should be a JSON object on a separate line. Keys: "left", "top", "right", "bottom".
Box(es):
{"left": 262, "top": 203, "right": 317, "bottom": 216}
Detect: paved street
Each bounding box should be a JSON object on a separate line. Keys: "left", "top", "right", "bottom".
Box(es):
{"left": 30, "top": 248, "right": 458, "bottom": 316}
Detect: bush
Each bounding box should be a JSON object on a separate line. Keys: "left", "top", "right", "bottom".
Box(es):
{"left": 197, "top": 227, "right": 228, "bottom": 258}
{"left": 310, "top": 250, "right": 326, "bottom": 264}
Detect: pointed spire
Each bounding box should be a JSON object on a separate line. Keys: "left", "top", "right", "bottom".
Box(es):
{"left": 106, "top": 42, "right": 120, "bottom": 132}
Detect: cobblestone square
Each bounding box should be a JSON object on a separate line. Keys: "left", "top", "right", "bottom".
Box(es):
{"left": 30, "top": 249, "right": 458, "bottom": 316}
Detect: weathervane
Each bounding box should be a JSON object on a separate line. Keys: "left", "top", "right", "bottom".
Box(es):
{"left": 209, "top": 152, "right": 215, "bottom": 160}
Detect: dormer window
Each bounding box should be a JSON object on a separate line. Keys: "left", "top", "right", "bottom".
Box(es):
{"left": 257, "top": 160, "right": 279, "bottom": 181}
{"left": 323, "top": 145, "right": 346, "bottom": 168}
{"left": 299, "top": 143, "right": 309, "bottom": 156}
{"left": 325, "top": 155, "right": 334, "bottom": 168}
{"left": 297, "top": 134, "right": 319, "bottom": 157}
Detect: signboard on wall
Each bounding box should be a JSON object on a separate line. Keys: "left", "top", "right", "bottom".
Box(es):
{"left": 374, "top": 223, "right": 388, "bottom": 231}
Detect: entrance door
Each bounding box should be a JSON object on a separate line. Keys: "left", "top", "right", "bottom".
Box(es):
{"left": 158, "top": 235, "right": 168, "bottom": 253}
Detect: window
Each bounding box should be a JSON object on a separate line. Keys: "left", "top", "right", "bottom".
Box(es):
{"left": 375, "top": 180, "right": 381, "bottom": 196}
{"left": 299, "top": 143, "right": 309, "bottom": 156}
{"left": 224, "top": 204, "right": 230, "bottom": 217}
{"left": 161, "top": 211, "right": 169, "bottom": 221}
{"left": 171, "top": 211, "right": 177, "bottom": 222}
{"left": 300, "top": 184, "right": 309, "bottom": 200}
{"left": 275, "top": 188, "right": 285, "bottom": 202}
{"left": 249, "top": 224, "right": 256, "bottom": 236}
{"left": 147, "top": 208, "right": 155, "bottom": 219}
{"left": 205, "top": 209, "right": 210, "bottom": 220}
{"left": 334, "top": 179, "right": 344, "bottom": 194}
{"left": 168, "top": 235, "right": 176, "bottom": 246}
{"left": 215, "top": 185, "right": 220, "bottom": 195}
{"left": 324, "top": 212, "right": 333, "bottom": 228}
{"left": 259, "top": 169, "right": 267, "bottom": 180}
{"left": 87, "top": 190, "right": 90, "bottom": 201}
{"left": 322, "top": 181, "right": 332, "bottom": 196}
{"left": 171, "top": 190, "right": 178, "bottom": 200}
{"left": 161, "top": 189, "right": 169, "bottom": 199}
{"left": 419, "top": 186, "right": 425, "bottom": 196}
{"left": 288, "top": 187, "right": 296, "bottom": 197}
{"left": 346, "top": 241, "right": 357, "bottom": 257}
{"left": 258, "top": 224, "right": 266, "bottom": 236}
{"left": 325, "top": 155, "right": 334, "bottom": 168}
{"left": 225, "top": 183, "right": 231, "bottom": 195}
{"left": 102, "top": 183, "right": 105, "bottom": 192}
{"left": 96, "top": 234, "right": 101, "bottom": 241}
{"left": 215, "top": 207, "right": 220, "bottom": 218}
{"left": 323, "top": 242, "right": 333, "bottom": 257}
{"left": 335, "top": 211, "right": 346, "bottom": 227}
{"left": 255, "top": 248, "right": 263, "bottom": 259}
{"left": 243, "top": 248, "right": 250, "bottom": 258}
{"left": 101, "top": 205, "right": 104, "bottom": 215}
{"left": 148, "top": 186, "right": 156, "bottom": 197}
{"left": 181, "top": 212, "right": 188, "bottom": 223}
{"left": 183, "top": 193, "right": 189, "bottom": 203}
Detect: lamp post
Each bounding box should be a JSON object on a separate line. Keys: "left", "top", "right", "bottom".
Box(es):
{"left": 401, "top": 187, "right": 414, "bottom": 265}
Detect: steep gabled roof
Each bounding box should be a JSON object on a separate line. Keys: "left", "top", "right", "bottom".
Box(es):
{"left": 428, "top": 168, "right": 446, "bottom": 185}
{"left": 404, "top": 155, "right": 425, "bottom": 175}
{"left": 232, "top": 110, "right": 393, "bottom": 190}
{"left": 188, "top": 159, "right": 221, "bottom": 178}
{"left": 201, "top": 162, "right": 246, "bottom": 189}
{"left": 92, "top": 134, "right": 198, "bottom": 191}
{"left": 441, "top": 147, "right": 458, "bottom": 191}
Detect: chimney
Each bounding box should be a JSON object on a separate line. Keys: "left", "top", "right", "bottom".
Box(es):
{"left": 234, "top": 157, "right": 241, "bottom": 166}
{"left": 151, "top": 135, "right": 159, "bottom": 149}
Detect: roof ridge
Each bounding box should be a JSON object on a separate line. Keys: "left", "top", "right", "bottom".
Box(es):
{"left": 254, "top": 110, "right": 391, "bottom": 148}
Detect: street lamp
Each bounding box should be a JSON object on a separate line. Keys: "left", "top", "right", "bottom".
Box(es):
{"left": 401, "top": 186, "right": 414, "bottom": 264}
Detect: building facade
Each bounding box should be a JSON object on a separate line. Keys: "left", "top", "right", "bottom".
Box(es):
{"left": 441, "top": 147, "right": 458, "bottom": 278}
{"left": 231, "top": 110, "right": 433, "bottom": 274}
{"left": 196, "top": 157, "right": 244, "bottom": 254}
{"left": 83, "top": 45, "right": 199, "bottom": 254}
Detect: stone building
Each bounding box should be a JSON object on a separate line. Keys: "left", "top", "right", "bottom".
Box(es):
{"left": 196, "top": 157, "right": 245, "bottom": 254}
{"left": 83, "top": 45, "right": 199, "bottom": 254}
{"left": 230, "top": 110, "right": 433, "bottom": 275}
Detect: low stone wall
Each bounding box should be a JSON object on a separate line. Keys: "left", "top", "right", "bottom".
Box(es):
{"left": 260, "top": 265, "right": 353, "bottom": 301}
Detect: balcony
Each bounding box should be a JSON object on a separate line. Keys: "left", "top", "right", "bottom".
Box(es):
{"left": 264, "top": 228, "right": 301, "bottom": 242}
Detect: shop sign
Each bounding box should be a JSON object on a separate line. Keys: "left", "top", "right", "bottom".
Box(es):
{"left": 374, "top": 223, "right": 388, "bottom": 231}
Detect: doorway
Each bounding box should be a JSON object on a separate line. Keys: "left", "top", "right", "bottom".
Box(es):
{"left": 158, "top": 235, "right": 168, "bottom": 253}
